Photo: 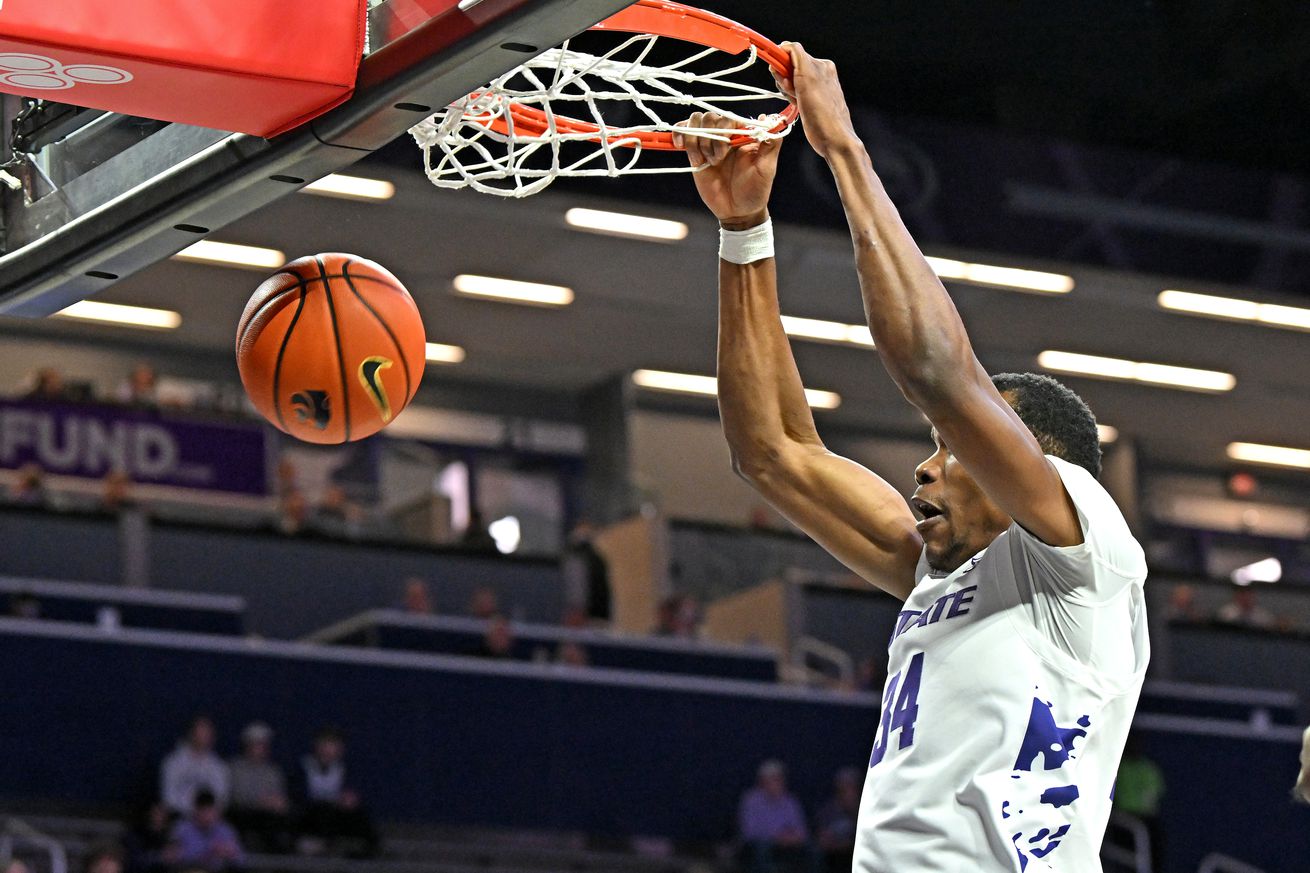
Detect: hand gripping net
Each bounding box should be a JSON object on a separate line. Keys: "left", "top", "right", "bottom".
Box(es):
{"left": 410, "top": 0, "right": 796, "bottom": 198}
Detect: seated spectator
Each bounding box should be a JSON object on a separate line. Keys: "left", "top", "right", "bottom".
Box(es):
{"left": 166, "top": 790, "right": 244, "bottom": 873}
{"left": 1215, "top": 586, "right": 1275, "bottom": 630}
{"left": 161, "top": 715, "right": 230, "bottom": 816}
{"left": 5, "top": 861, "right": 31, "bottom": 873}
{"left": 25, "top": 367, "right": 67, "bottom": 401}
{"left": 274, "top": 491, "right": 309, "bottom": 536}
{"left": 467, "top": 586, "right": 500, "bottom": 620}
{"left": 459, "top": 507, "right": 497, "bottom": 552}
{"left": 297, "top": 727, "right": 379, "bottom": 858}
{"left": 739, "top": 760, "right": 819, "bottom": 873}
{"left": 1165, "top": 583, "right": 1202, "bottom": 623}
{"left": 1113, "top": 734, "right": 1165, "bottom": 872}
{"left": 85, "top": 844, "right": 126, "bottom": 873}
{"left": 274, "top": 458, "right": 299, "bottom": 499}
{"left": 401, "top": 577, "right": 434, "bottom": 615}
{"left": 102, "top": 470, "right": 135, "bottom": 513}
{"left": 8, "top": 463, "right": 48, "bottom": 507}
{"left": 117, "top": 363, "right": 159, "bottom": 408}
{"left": 123, "top": 802, "right": 173, "bottom": 873}
{"left": 8, "top": 590, "right": 40, "bottom": 619}
{"left": 555, "top": 640, "right": 589, "bottom": 667}
{"left": 479, "top": 615, "right": 516, "bottom": 660}
{"left": 310, "top": 485, "right": 364, "bottom": 539}
{"left": 813, "top": 768, "right": 860, "bottom": 873}
{"left": 655, "top": 594, "right": 700, "bottom": 638}
{"left": 855, "top": 655, "right": 885, "bottom": 694}
{"left": 227, "top": 722, "right": 293, "bottom": 854}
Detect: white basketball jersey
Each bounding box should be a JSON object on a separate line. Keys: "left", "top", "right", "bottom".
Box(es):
{"left": 854, "top": 456, "right": 1149, "bottom": 873}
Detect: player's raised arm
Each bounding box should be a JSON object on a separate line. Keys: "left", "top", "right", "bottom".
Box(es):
{"left": 780, "top": 45, "right": 1083, "bottom": 549}
{"left": 675, "top": 113, "right": 922, "bottom": 600}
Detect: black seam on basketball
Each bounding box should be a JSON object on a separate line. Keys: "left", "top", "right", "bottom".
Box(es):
{"left": 271, "top": 287, "right": 307, "bottom": 435}
{"left": 342, "top": 260, "right": 413, "bottom": 404}
{"left": 237, "top": 282, "right": 305, "bottom": 354}
{"left": 318, "top": 256, "right": 351, "bottom": 443}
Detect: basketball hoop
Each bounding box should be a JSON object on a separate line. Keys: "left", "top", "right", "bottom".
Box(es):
{"left": 411, "top": 0, "right": 797, "bottom": 197}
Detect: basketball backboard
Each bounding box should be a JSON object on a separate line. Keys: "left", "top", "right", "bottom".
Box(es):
{"left": 0, "top": 0, "right": 633, "bottom": 317}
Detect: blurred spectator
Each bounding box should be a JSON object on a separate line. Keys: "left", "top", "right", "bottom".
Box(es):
{"left": 1293, "top": 725, "right": 1310, "bottom": 804}
{"left": 123, "top": 802, "right": 173, "bottom": 873}
{"left": 467, "top": 586, "right": 500, "bottom": 620}
{"left": 459, "top": 507, "right": 497, "bottom": 552}
{"left": 8, "top": 463, "right": 48, "bottom": 507}
{"left": 478, "top": 615, "right": 515, "bottom": 660}
{"left": 401, "top": 577, "right": 433, "bottom": 615}
{"left": 655, "top": 594, "right": 700, "bottom": 638}
{"left": 117, "top": 363, "right": 159, "bottom": 408}
{"left": 275, "top": 491, "right": 309, "bottom": 536}
{"left": 855, "top": 655, "right": 885, "bottom": 694}
{"left": 25, "top": 367, "right": 67, "bottom": 401}
{"left": 227, "top": 722, "right": 293, "bottom": 854}
{"left": 813, "top": 768, "right": 861, "bottom": 873}
{"left": 296, "top": 727, "right": 379, "bottom": 858}
{"left": 738, "top": 760, "right": 819, "bottom": 873}
{"left": 311, "top": 485, "right": 364, "bottom": 539}
{"left": 1113, "top": 734, "right": 1165, "bottom": 871}
{"left": 5, "top": 862, "right": 31, "bottom": 873}
{"left": 165, "top": 790, "right": 244, "bottom": 873}
{"left": 8, "top": 590, "right": 40, "bottom": 619}
{"left": 560, "top": 605, "right": 589, "bottom": 629}
{"left": 274, "top": 459, "right": 299, "bottom": 499}
{"left": 562, "top": 521, "right": 611, "bottom": 624}
{"left": 102, "top": 470, "right": 135, "bottom": 513}
{"left": 555, "top": 640, "right": 589, "bottom": 667}
{"left": 1165, "top": 583, "right": 1202, "bottom": 623}
{"left": 85, "top": 843, "right": 126, "bottom": 873}
{"left": 161, "top": 715, "right": 230, "bottom": 815}
{"left": 1215, "top": 586, "right": 1275, "bottom": 630}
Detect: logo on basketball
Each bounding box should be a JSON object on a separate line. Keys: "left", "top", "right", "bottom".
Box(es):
{"left": 0, "top": 53, "right": 134, "bottom": 91}
{"left": 290, "top": 390, "right": 332, "bottom": 430}
{"left": 357, "top": 357, "right": 395, "bottom": 424}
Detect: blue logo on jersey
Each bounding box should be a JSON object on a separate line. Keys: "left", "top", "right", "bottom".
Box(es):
{"left": 1014, "top": 699, "right": 1090, "bottom": 772}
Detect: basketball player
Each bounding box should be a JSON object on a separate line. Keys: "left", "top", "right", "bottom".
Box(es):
{"left": 675, "top": 44, "right": 1149, "bottom": 872}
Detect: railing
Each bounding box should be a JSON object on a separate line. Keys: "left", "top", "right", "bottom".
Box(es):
{"left": 786, "top": 635, "right": 855, "bottom": 687}
{"left": 1, "top": 818, "right": 69, "bottom": 873}
{"left": 1100, "top": 811, "right": 1151, "bottom": 873}
{"left": 1198, "top": 854, "right": 1268, "bottom": 873}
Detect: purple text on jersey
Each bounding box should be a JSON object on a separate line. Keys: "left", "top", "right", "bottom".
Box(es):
{"left": 888, "top": 585, "right": 978, "bottom": 648}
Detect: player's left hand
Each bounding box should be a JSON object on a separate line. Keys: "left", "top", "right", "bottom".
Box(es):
{"left": 674, "top": 111, "right": 782, "bottom": 228}
{"left": 775, "top": 42, "right": 860, "bottom": 160}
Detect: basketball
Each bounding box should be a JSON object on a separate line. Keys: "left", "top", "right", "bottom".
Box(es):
{"left": 236, "top": 253, "right": 426, "bottom": 444}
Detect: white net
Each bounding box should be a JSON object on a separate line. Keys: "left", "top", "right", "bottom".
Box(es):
{"left": 410, "top": 31, "right": 793, "bottom": 197}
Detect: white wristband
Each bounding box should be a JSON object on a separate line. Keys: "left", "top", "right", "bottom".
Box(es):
{"left": 719, "top": 219, "right": 774, "bottom": 265}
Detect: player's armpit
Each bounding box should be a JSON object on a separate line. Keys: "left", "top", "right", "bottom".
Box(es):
{"left": 914, "top": 359, "right": 1084, "bottom": 549}
{"left": 739, "top": 442, "right": 922, "bottom": 601}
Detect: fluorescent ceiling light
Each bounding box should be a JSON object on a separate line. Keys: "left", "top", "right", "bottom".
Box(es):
{"left": 1096, "top": 424, "right": 1118, "bottom": 444}
{"left": 1158, "top": 289, "right": 1310, "bottom": 332}
{"left": 632, "top": 369, "right": 841, "bottom": 410}
{"left": 1231, "top": 557, "right": 1282, "bottom": 586}
{"left": 565, "top": 207, "right": 688, "bottom": 242}
{"left": 925, "top": 256, "right": 1074, "bottom": 294}
{"left": 301, "top": 173, "right": 396, "bottom": 202}
{"left": 1037, "top": 350, "right": 1235, "bottom": 393}
{"left": 172, "top": 240, "right": 285, "bottom": 270}
{"left": 452, "top": 274, "right": 574, "bottom": 307}
{"left": 780, "top": 315, "right": 875, "bottom": 348}
{"left": 1227, "top": 441, "right": 1310, "bottom": 470}
{"left": 424, "top": 343, "right": 466, "bottom": 364}
{"left": 54, "top": 300, "right": 181, "bottom": 330}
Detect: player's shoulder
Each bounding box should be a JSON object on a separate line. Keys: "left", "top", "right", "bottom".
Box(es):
{"left": 1044, "top": 455, "right": 1146, "bottom": 579}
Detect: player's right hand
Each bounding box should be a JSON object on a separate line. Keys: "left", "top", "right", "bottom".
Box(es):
{"left": 778, "top": 42, "right": 859, "bottom": 160}
{"left": 673, "top": 111, "right": 782, "bottom": 228}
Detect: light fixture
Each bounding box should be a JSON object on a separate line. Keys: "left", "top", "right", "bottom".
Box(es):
{"left": 1231, "top": 557, "right": 1282, "bottom": 586}
{"left": 925, "top": 256, "right": 1074, "bottom": 295}
{"left": 452, "top": 274, "right": 574, "bottom": 307}
{"left": 425, "top": 343, "right": 466, "bottom": 364}
{"left": 1227, "top": 441, "right": 1310, "bottom": 470}
{"left": 488, "top": 515, "right": 522, "bottom": 554}
{"left": 54, "top": 300, "right": 182, "bottom": 330}
{"left": 780, "top": 315, "right": 875, "bottom": 348}
{"left": 172, "top": 240, "right": 286, "bottom": 270}
{"left": 1158, "top": 289, "right": 1310, "bottom": 332}
{"left": 565, "top": 207, "right": 688, "bottom": 242}
{"left": 1096, "top": 424, "right": 1119, "bottom": 444}
{"left": 1037, "top": 350, "right": 1235, "bottom": 393}
{"left": 301, "top": 173, "right": 396, "bottom": 202}
{"left": 632, "top": 369, "right": 841, "bottom": 410}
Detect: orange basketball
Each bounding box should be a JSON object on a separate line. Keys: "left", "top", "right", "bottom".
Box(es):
{"left": 236, "top": 253, "right": 426, "bottom": 444}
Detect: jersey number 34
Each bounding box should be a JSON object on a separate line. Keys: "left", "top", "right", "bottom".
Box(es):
{"left": 869, "top": 652, "right": 924, "bottom": 768}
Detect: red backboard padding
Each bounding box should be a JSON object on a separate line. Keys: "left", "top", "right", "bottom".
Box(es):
{"left": 0, "top": 0, "right": 366, "bottom": 137}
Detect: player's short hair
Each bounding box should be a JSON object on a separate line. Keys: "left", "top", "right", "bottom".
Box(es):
{"left": 991, "top": 373, "right": 1102, "bottom": 479}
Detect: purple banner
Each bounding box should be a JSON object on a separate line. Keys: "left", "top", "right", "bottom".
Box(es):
{"left": 0, "top": 399, "right": 269, "bottom": 495}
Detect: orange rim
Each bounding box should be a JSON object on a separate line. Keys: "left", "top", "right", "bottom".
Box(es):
{"left": 478, "top": 0, "right": 796, "bottom": 152}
